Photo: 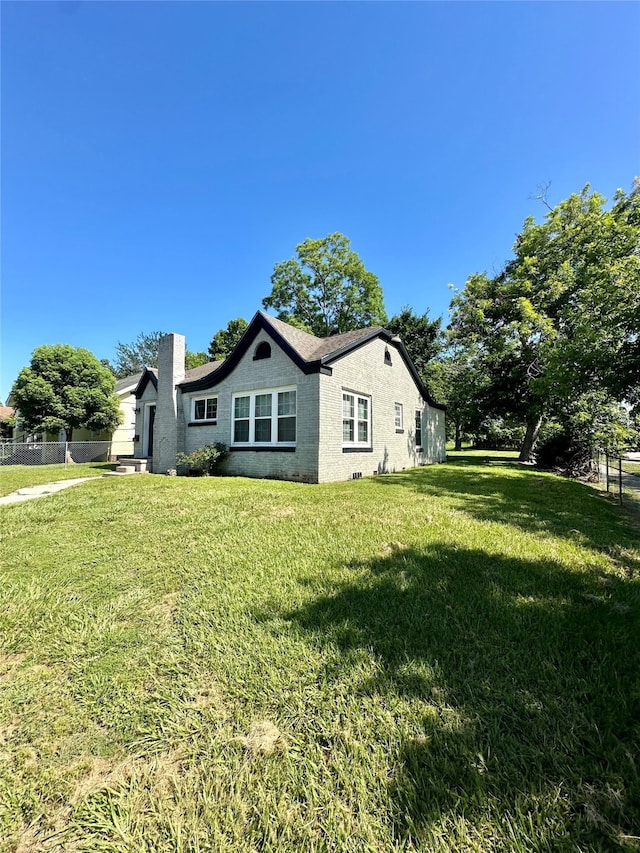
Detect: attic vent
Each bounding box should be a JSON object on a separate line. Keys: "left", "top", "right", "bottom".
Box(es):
{"left": 254, "top": 341, "right": 271, "bottom": 360}
{"left": 384, "top": 348, "right": 392, "bottom": 365}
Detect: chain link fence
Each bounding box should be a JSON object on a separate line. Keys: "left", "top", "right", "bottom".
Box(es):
{"left": 596, "top": 451, "right": 640, "bottom": 505}
{"left": 0, "top": 441, "right": 134, "bottom": 466}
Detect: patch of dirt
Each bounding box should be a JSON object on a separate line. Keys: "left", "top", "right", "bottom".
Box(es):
{"left": 240, "top": 720, "right": 287, "bottom": 755}
{"left": 0, "top": 652, "right": 27, "bottom": 679}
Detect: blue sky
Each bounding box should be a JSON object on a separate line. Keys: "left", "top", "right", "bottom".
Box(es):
{"left": 2, "top": 1, "right": 639, "bottom": 400}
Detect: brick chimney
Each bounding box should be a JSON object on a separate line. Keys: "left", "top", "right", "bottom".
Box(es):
{"left": 153, "top": 333, "right": 185, "bottom": 473}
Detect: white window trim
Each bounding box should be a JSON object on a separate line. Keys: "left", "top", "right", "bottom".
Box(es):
{"left": 231, "top": 385, "right": 297, "bottom": 447}
{"left": 342, "top": 391, "right": 372, "bottom": 449}
{"left": 415, "top": 409, "right": 423, "bottom": 450}
{"left": 191, "top": 395, "right": 218, "bottom": 423}
{"left": 394, "top": 402, "right": 403, "bottom": 430}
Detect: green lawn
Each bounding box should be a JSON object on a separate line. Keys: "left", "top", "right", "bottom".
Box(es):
{"left": 0, "top": 463, "right": 116, "bottom": 497}
{"left": 622, "top": 461, "right": 640, "bottom": 477}
{"left": 1, "top": 462, "right": 639, "bottom": 852}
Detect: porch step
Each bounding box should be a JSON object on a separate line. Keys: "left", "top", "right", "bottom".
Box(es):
{"left": 116, "top": 458, "right": 149, "bottom": 473}
{"left": 115, "top": 465, "right": 137, "bottom": 474}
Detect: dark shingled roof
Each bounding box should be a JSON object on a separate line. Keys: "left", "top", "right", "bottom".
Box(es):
{"left": 183, "top": 360, "right": 225, "bottom": 384}
{"left": 142, "top": 312, "right": 443, "bottom": 409}
{"left": 114, "top": 373, "right": 143, "bottom": 393}
{"left": 259, "top": 314, "right": 323, "bottom": 360}
{"left": 255, "top": 313, "right": 383, "bottom": 363}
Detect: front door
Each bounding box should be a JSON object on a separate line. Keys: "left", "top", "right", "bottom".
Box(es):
{"left": 144, "top": 404, "right": 156, "bottom": 457}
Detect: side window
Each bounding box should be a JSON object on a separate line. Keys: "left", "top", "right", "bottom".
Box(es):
{"left": 394, "top": 403, "right": 403, "bottom": 431}
{"left": 415, "top": 410, "right": 422, "bottom": 449}
{"left": 342, "top": 392, "right": 371, "bottom": 448}
{"left": 192, "top": 396, "right": 218, "bottom": 422}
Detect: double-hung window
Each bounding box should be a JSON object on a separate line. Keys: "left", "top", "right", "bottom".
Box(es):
{"left": 232, "top": 387, "right": 297, "bottom": 446}
{"left": 394, "top": 403, "right": 404, "bottom": 431}
{"left": 415, "top": 410, "right": 423, "bottom": 449}
{"left": 342, "top": 391, "right": 371, "bottom": 448}
{"left": 192, "top": 396, "right": 217, "bottom": 422}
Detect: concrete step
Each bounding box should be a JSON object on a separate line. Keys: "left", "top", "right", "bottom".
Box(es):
{"left": 115, "top": 465, "right": 137, "bottom": 474}
{"left": 117, "top": 458, "right": 148, "bottom": 472}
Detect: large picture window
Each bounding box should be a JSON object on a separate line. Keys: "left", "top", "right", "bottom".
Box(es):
{"left": 342, "top": 391, "right": 371, "bottom": 448}
{"left": 232, "top": 387, "right": 297, "bottom": 446}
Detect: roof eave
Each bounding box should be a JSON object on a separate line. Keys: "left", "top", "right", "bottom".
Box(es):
{"left": 321, "top": 327, "right": 445, "bottom": 410}
{"left": 133, "top": 368, "right": 158, "bottom": 399}
{"left": 178, "top": 312, "right": 323, "bottom": 393}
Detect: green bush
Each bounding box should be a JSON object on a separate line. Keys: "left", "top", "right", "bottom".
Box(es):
{"left": 176, "top": 443, "right": 228, "bottom": 476}
{"left": 534, "top": 431, "right": 596, "bottom": 479}
{"left": 473, "top": 417, "right": 525, "bottom": 450}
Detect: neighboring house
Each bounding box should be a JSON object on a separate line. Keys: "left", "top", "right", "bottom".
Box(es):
{"left": 0, "top": 406, "right": 15, "bottom": 440}
{"left": 9, "top": 373, "right": 140, "bottom": 457}
{"left": 134, "top": 311, "right": 445, "bottom": 483}
{"left": 106, "top": 373, "right": 139, "bottom": 456}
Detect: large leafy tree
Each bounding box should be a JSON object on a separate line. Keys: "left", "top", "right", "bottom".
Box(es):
{"left": 11, "top": 344, "right": 121, "bottom": 442}
{"left": 386, "top": 306, "right": 443, "bottom": 379}
{"left": 113, "top": 331, "right": 207, "bottom": 377}
{"left": 208, "top": 318, "right": 248, "bottom": 361}
{"left": 112, "top": 331, "right": 165, "bottom": 377}
{"left": 558, "top": 180, "right": 640, "bottom": 406}
{"left": 426, "top": 344, "right": 490, "bottom": 450}
{"left": 449, "top": 182, "right": 640, "bottom": 461}
{"left": 263, "top": 232, "right": 387, "bottom": 337}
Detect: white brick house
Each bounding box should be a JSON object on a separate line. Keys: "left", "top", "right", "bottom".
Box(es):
{"left": 133, "top": 311, "right": 445, "bottom": 483}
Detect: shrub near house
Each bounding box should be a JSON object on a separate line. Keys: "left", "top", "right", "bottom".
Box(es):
{"left": 176, "top": 443, "right": 228, "bottom": 476}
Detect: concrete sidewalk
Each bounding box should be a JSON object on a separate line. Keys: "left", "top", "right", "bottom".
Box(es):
{"left": 0, "top": 464, "right": 148, "bottom": 507}
{"left": 0, "top": 477, "right": 98, "bottom": 506}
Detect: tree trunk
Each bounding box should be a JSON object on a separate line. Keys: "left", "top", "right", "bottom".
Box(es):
{"left": 518, "top": 415, "right": 543, "bottom": 462}
{"left": 454, "top": 420, "right": 462, "bottom": 451}
{"left": 66, "top": 427, "right": 73, "bottom": 442}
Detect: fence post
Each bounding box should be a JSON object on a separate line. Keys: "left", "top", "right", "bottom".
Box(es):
{"left": 65, "top": 442, "right": 68, "bottom": 469}
{"left": 619, "top": 456, "right": 623, "bottom": 504}
{"left": 605, "top": 452, "right": 609, "bottom": 493}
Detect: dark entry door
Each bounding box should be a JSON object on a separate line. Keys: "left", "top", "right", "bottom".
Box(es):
{"left": 148, "top": 405, "right": 156, "bottom": 457}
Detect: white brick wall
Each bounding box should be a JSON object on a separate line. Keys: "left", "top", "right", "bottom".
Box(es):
{"left": 317, "top": 337, "right": 445, "bottom": 483}
{"left": 180, "top": 331, "right": 321, "bottom": 482}
{"left": 154, "top": 334, "right": 185, "bottom": 473}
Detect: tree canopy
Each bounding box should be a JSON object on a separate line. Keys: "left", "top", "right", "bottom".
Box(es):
{"left": 386, "top": 306, "right": 443, "bottom": 380}
{"left": 112, "top": 331, "right": 207, "bottom": 377}
{"left": 208, "top": 318, "right": 248, "bottom": 361}
{"left": 426, "top": 343, "right": 490, "bottom": 451}
{"left": 11, "top": 344, "right": 121, "bottom": 442}
{"left": 263, "top": 232, "right": 387, "bottom": 337}
{"left": 448, "top": 181, "right": 640, "bottom": 460}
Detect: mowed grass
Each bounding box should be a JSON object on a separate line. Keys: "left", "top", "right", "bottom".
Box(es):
{"left": 1, "top": 460, "right": 639, "bottom": 852}
{"left": 0, "top": 463, "right": 116, "bottom": 497}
